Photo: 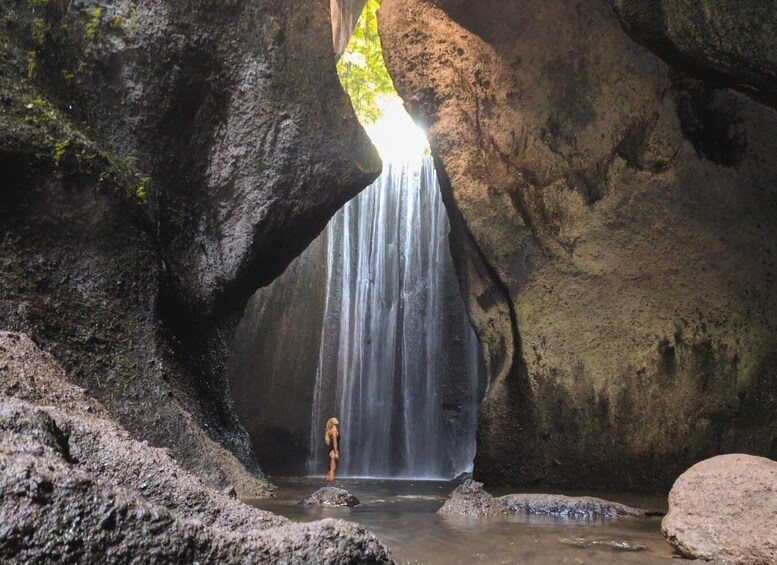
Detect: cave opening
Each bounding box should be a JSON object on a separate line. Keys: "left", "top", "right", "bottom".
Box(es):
{"left": 228, "top": 0, "right": 486, "bottom": 480}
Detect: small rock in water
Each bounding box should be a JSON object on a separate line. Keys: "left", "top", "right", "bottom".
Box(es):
{"left": 438, "top": 479, "right": 645, "bottom": 518}
{"left": 300, "top": 487, "right": 360, "bottom": 507}
{"left": 560, "top": 537, "right": 646, "bottom": 552}
{"left": 437, "top": 479, "right": 504, "bottom": 517}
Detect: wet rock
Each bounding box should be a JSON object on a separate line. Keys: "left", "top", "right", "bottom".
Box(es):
{"left": 501, "top": 493, "right": 645, "bottom": 519}
{"left": 0, "top": 333, "right": 394, "bottom": 563}
{"left": 662, "top": 454, "right": 777, "bottom": 564}
{"left": 0, "top": 0, "right": 379, "bottom": 496}
{"left": 437, "top": 480, "right": 506, "bottom": 517}
{"left": 560, "top": 537, "right": 646, "bottom": 552}
{"left": 380, "top": 0, "right": 777, "bottom": 491}
{"left": 438, "top": 480, "right": 644, "bottom": 519}
{"left": 301, "top": 487, "right": 361, "bottom": 507}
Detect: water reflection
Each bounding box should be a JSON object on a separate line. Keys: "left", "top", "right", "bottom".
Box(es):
{"left": 249, "top": 478, "right": 674, "bottom": 564}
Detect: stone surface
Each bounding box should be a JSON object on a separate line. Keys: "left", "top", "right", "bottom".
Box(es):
{"left": 0, "top": 331, "right": 393, "bottom": 563}
{"left": 662, "top": 454, "right": 777, "bottom": 563}
{"left": 560, "top": 538, "right": 646, "bottom": 552}
{"left": 332, "top": 0, "right": 368, "bottom": 57}
{"left": 437, "top": 479, "right": 509, "bottom": 517}
{"left": 228, "top": 234, "right": 329, "bottom": 476}
{"left": 614, "top": 0, "right": 777, "bottom": 108}
{"left": 0, "top": 0, "right": 379, "bottom": 494}
{"left": 301, "top": 487, "right": 361, "bottom": 507}
{"left": 380, "top": 0, "right": 777, "bottom": 490}
{"left": 438, "top": 480, "right": 644, "bottom": 519}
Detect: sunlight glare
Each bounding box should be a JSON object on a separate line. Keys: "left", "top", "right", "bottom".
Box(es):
{"left": 364, "top": 96, "right": 430, "bottom": 164}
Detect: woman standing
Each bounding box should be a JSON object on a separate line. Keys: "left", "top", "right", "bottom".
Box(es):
{"left": 324, "top": 417, "right": 339, "bottom": 481}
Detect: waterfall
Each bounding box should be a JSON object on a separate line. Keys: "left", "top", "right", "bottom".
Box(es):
{"left": 308, "top": 156, "right": 482, "bottom": 479}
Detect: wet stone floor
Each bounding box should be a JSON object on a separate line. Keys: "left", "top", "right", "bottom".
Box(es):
{"left": 248, "top": 478, "right": 676, "bottom": 565}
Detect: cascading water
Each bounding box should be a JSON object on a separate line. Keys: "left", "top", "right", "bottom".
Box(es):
{"left": 307, "top": 156, "right": 483, "bottom": 479}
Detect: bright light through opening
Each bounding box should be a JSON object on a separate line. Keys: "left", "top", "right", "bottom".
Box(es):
{"left": 364, "top": 96, "right": 430, "bottom": 164}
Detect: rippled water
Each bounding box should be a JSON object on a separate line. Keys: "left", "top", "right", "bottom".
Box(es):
{"left": 248, "top": 478, "right": 675, "bottom": 565}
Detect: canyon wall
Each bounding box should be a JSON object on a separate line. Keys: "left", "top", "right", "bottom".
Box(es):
{"left": 0, "top": 0, "right": 379, "bottom": 494}
{"left": 380, "top": 0, "right": 777, "bottom": 490}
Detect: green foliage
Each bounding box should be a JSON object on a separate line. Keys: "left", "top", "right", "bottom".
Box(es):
{"left": 135, "top": 176, "right": 150, "bottom": 203}
{"left": 27, "top": 50, "right": 38, "bottom": 78}
{"left": 84, "top": 8, "right": 103, "bottom": 42}
{"left": 30, "top": 17, "right": 48, "bottom": 45}
{"left": 110, "top": 15, "right": 123, "bottom": 32}
{"left": 1, "top": 3, "right": 150, "bottom": 208}
{"left": 52, "top": 138, "right": 69, "bottom": 165}
{"left": 337, "top": 0, "right": 396, "bottom": 124}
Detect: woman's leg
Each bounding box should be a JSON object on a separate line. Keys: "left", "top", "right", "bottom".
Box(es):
{"left": 328, "top": 450, "right": 336, "bottom": 481}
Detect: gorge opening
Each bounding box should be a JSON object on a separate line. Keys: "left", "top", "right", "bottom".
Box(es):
{"left": 228, "top": 0, "right": 486, "bottom": 480}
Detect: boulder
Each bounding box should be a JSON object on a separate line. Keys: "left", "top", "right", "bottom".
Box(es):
{"left": 437, "top": 480, "right": 504, "bottom": 517}
{"left": 662, "top": 454, "right": 777, "bottom": 564}
{"left": 0, "top": 332, "right": 393, "bottom": 563}
{"left": 438, "top": 480, "right": 644, "bottom": 519}
{"left": 301, "top": 487, "right": 361, "bottom": 507}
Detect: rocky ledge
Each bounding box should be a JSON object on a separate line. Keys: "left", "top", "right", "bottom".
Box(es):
{"left": 0, "top": 332, "right": 392, "bottom": 563}
{"left": 662, "top": 454, "right": 777, "bottom": 564}
{"left": 301, "top": 487, "right": 361, "bottom": 507}
{"left": 438, "top": 480, "right": 644, "bottom": 519}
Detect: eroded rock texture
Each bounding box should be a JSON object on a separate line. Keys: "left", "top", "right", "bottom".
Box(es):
{"left": 0, "top": 0, "right": 379, "bottom": 494}
{"left": 301, "top": 487, "right": 361, "bottom": 507}
{"left": 662, "top": 454, "right": 777, "bottom": 563}
{"left": 438, "top": 479, "right": 644, "bottom": 519}
{"left": 614, "top": 1, "right": 777, "bottom": 107}
{"left": 380, "top": 0, "right": 777, "bottom": 490}
{"left": 0, "top": 331, "right": 394, "bottom": 564}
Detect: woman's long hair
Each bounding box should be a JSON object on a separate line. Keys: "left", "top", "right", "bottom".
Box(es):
{"left": 324, "top": 417, "right": 338, "bottom": 446}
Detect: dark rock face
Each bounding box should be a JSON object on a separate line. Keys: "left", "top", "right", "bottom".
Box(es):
{"left": 613, "top": 1, "right": 777, "bottom": 108}
{"left": 0, "top": 332, "right": 394, "bottom": 564}
{"left": 301, "top": 487, "right": 361, "bottom": 507}
{"left": 228, "top": 235, "right": 329, "bottom": 476}
{"left": 438, "top": 480, "right": 644, "bottom": 519}
{"left": 662, "top": 454, "right": 777, "bottom": 563}
{"left": 380, "top": 0, "right": 777, "bottom": 490}
{"left": 0, "top": 0, "right": 379, "bottom": 494}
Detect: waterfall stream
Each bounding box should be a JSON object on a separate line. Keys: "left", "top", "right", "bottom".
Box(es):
{"left": 308, "top": 156, "right": 482, "bottom": 479}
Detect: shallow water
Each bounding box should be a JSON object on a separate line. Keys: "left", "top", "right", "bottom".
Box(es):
{"left": 248, "top": 478, "right": 676, "bottom": 565}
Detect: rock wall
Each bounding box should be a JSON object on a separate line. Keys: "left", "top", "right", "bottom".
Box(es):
{"left": 0, "top": 0, "right": 379, "bottom": 494}
{"left": 229, "top": 234, "right": 329, "bottom": 476}
{"left": 380, "top": 0, "right": 777, "bottom": 490}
